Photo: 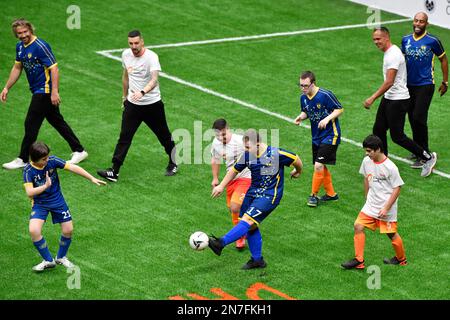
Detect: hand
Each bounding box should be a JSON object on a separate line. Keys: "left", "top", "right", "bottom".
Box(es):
{"left": 1, "top": 88, "right": 8, "bottom": 102}
{"left": 130, "top": 91, "right": 144, "bottom": 103}
{"left": 51, "top": 91, "right": 61, "bottom": 106}
{"left": 378, "top": 208, "right": 388, "bottom": 218}
{"left": 318, "top": 118, "right": 329, "bottom": 129}
{"left": 44, "top": 171, "right": 52, "bottom": 189}
{"left": 363, "top": 97, "right": 374, "bottom": 109}
{"left": 91, "top": 177, "right": 107, "bottom": 186}
{"left": 211, "top": 185, "right": 224, "bottom": 198}
{"left": 211, "top": 178, "right": 219, "bottom": 188}
{"left": 438, "top": 82, "right": 448, "bottom": 96}
{"left": 290, "top": 169, "right": 300, "bottom": 179}
{"left": 294, "top": 115, "right": 303, "bottom": 126}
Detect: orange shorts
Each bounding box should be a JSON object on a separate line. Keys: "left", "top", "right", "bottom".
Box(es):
{"left": 226, "top": 178, "right": 251, "bottom": 207}
{"left": 354, "top": 212, "right": 398, "bottom": 234}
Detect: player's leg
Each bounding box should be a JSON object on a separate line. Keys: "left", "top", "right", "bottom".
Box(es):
{"left": 142, "top": 100, "right": 177, "bottom": 176}
{"left": 319, "top": 145, "right": 339, "bottom": 202}
{"left": 372, "top": 98, "right": 390, "bottom": 155}
{"left": 383, "top": 227, "right": 407, "bottom": 265}
{"left": 55, "top": 221, "right": 75, "bottom": 268}
{"left": 229, "top": 179, "right": 251, "bottom": 250}
{"left": 19, "top": 95, "right": 46, "bottom": 163}
{"left": 29, "top": 213, "right": 56, "bottom": 271}
{"left": 407, "top": 85, "right": 434, "bottom": 153}
{"left": 307, "top": 144, "right": 322, "bottom": 207}
{"left": 242, "top": 226, "right": 266, "bottom": 269}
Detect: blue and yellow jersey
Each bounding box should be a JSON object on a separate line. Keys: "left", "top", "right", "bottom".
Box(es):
{"left": 23, "top": 156, "right": 68, "bottom": 206}
{"left": 401, "top": 32, "right": 446, "bottom": 86}
{"left": 15, "top": 37, "right": 58, "bottom": 94}
{"left": 300, "top": 88, "right": 342, "bottom": 146}
{"left": 233, "top": 146, "right": 298, "bottom": 203}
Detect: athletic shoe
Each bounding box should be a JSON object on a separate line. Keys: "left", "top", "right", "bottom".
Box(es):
{"left": 241, "top": 257, "right": 267, "bottom": 270}
{"left": 319, "top": 193, "right": 339, "bottom": 202}
{"left": 2, "top": 158, "right": 26, "bottom": 170}
{"left": 165, "top": 163, "right": 178, "bottom": 176}
{"left": 407, "top": 153, "right": 417, "bottom": 161}
{"left": 208, "top": 235, "right": 224, "bottom": 256}
{"left": 97, "top": 168, "right": 119, "bottom": 182}
{"left": 236, "top": 237, "right": 246, "bottom": 251}
{"left": 307, "top": 195, "right": 319, "bottom": 207}
{"left": 341, "top": 258, "right": 365, "bottom": 269}
{"left": 410, "top": 159, "right": 425, "bottom": 169}
{"left": 421, "top": 152, "right": 437, "bottom": 177}
{"left": 32, "top": 259, "right": 56, "bottom": 272}
{"left": 383, "top": 256, "right": 407, "bottom": 266}
{"left": 55, "top": 256, "right": 75, "bottom": 268}
{"left": 67, "top": 151, "right": 88, "bottom": 164}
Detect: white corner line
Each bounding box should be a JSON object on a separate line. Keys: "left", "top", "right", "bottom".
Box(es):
{"left": 96, "top": 18, "right": 411, "bottom": 54}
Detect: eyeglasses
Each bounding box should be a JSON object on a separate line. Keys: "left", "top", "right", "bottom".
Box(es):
{"left": 299, "top": 83, "right": 312, "bottom": 88}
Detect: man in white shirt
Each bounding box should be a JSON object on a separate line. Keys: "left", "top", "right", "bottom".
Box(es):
{"left": 342, "top": 135, "right": 407, "bottom": 269}
{"left": 211, "top": 119, "right": 251, "bottom": 250}
{"left": 97, "top": 30, "right": 177, "bottom": 182}
{"left": 363, "top": 27, "right": 436, "bottom": 178}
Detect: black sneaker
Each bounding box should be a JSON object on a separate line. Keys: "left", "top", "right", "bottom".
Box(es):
{"left": 165, "top": 163, "right": 178, "bottom": 176}
{"left": 319, "top": 193, "right": 339, "bottom": 202}
{"left": 208, "top": 235, "right": 224, "bottom": 256}
{"left": 341, "top": 258, "right": 365, "bottom": 269}
{"left": 242, "top": 257, "right": 267, "bottom": 270}
{"left": 97, "top": 168, "right": 119, "bottom": 182}
{"left": 307, "top": 195, "right": 319, "bottom": 207}
{"left": 383, "top": 256, "right": 407, "bottom": 266}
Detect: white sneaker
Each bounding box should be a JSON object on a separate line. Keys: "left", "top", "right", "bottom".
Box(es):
{"left": 2, "top": 157, "right": 26, "bottom": 170}
{"left": 421, "top": 152, "right": 437, "bottom": 177}
{"left": 67, "top": 150, "right": 88, "bottom": 164}
{"left": 32, "top": 259, "right": 56, "bottom": 272}
{"left": 55, "top": 256, "right": 75, "bottom": 268}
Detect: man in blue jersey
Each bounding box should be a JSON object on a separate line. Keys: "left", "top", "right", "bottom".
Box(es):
{"left": 401, "top": 12, "right": 448, "bottom": 168}
{"left": 294, "top": 71, "right": 343, "bottom": 207}
{"left": 24, "top": 142, "right": 105, "bottom": 272}
{"left": 209, "top": 129, "right": 303, "bottom": 269}
{"left": 1, "top": 19, "right": 88, "bottom": 170}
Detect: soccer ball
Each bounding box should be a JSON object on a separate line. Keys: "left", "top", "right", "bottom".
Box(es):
{"left": 189, "top": 231, "right": 209, "bottom": 250}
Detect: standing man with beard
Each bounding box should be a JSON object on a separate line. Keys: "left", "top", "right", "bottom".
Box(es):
{"left": 97, "top": 30, "right": 177, "bottom": 181}
{"left": 401, "top": 12, "right": 448, "bottom": 168}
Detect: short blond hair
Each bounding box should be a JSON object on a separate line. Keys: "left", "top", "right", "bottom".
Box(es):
{"left": 11, "top": 18, "right": 35, "bottom": 38}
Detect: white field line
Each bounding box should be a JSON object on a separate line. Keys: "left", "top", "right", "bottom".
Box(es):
{"left": 95, "top": 25, "right": 449, "bottom": 179}
{"left": 96, "top": 18, "right": 410, "bottom": 53}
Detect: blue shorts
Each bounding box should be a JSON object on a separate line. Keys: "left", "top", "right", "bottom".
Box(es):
{"left": 239, "top": 195, "right": 280, "bottom": 225}
{"left": 30, "top": 203, "right": 72, "bottom": 224}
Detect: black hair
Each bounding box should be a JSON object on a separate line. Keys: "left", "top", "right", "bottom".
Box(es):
{"left": 212, "top": 118, "right": 228, "bottom": 130}
{"left": 29, "top": 141, "right": 50, "bottom": 162}
{"left": 373, "top": 26, "right": 390, "bottom": 35}
{"left": 128, "top": 30, "right": 142, "bottom": 38}
{"left": 363, "top": 135, "right": 384, "bottom": 153}
{"left": 300, "top": 71, "right": 316, "bottom": 84}
{"left": 243, "top": 129, "right": 261, "bottom": 144}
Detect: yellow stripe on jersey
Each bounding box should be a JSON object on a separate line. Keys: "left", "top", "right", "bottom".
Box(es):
{"left": 15, "top": 60, "right": 22, "bottom": 65}
{"left": 332, "top": 119, "right": 338, "bottom": 145}
{"left": 232, "top": 167, "right": 240, "bottom": 173}
{"left": 241, "top": 214, "right": 260, "bottom": 226}
{"left": 48, "top": 63, "right": 58, "bottom": 69}
{"left": 44, "top": 66, "right": 50, "bottom": 93}
{"left": 432, "top": 54, "right": 435, "bottom": 84}
{"left": 438, "top": 51, "right": 446, "bottom": 59}
{"left": 64, "top": 163, "right": 71, "bottom": 170}
{"left": 279, "top": 150, "right": 297, "bottom": 160}
{"left": 24, "top": 182, "right": 33, "bottom": 187}
{"left": 272, "top": 174, "right": 280, "bottom": 204}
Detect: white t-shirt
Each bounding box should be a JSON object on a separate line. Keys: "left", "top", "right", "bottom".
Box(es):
{"left": 122, "top": 48, "right": 161, "bottom": 105}
{"left": 359, "top": 156, "right": 404, "bottom": 222}
{"left": 383, "top": 45, "right": 410, "bottom": 100}
{"left": 211, "top": 133, "right": 251, "bottom": 180}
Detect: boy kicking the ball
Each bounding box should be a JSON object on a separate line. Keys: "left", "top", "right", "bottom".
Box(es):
{"left": 24, "top": 142, "right": 106, "bottom": 272}
{"left": 342, "top": 135, "right": 407, "bottom": 270}
{"left": 209, "top": 129, "right": 303, "bottom": 270}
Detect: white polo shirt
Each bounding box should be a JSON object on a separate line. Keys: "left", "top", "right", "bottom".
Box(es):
{"left": 383, "top": 45, "right": 410, "bottom": 100}
{"left": 122, "top": 48, "right": 161, "bottom": 105}
{"left": 211, "top": 133, "right": 251, "bottom": 180}
{"left": 359, "top": 156, "right": 404, "bottom": 222}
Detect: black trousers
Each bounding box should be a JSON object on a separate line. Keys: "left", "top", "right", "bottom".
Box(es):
{"left": 19, "top": 94, "right": 84, "bottom": 161}
{"left": 112, "top": 99, "right": 176, "bottom": 168}
{"left": 373, "top": 97, "right": 428, "bottom": 160}
{"left": 407, "top": 84, "right": 435, "bottom": 153}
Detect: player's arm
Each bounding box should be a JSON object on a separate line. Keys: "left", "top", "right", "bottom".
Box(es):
{"left": 1, "top": 62, "right": 23, "bottom": 103}
{"left": 379, "top": 186, "right": 401, "bottom": 218}
{"left": 290, "top": 156, "right": 303, "bottom": 178}
{"left": 49, "top": 64, "right": 61, "bottom": 106}
{"left": 66, "top": 164, "right": 107, "bottom": 186}
{"left": 130, "top": 70, "right": 159, "bottom": 103}
{"left": 211, "top": 157, "right": 221, "bottom": 188}
{"left": 122, "top": 68, "right": 129, "bottom": 102}
{"left": 364, "top": 176, "right": 369, "bottom": 198}
{"left": 24, "top": 172, "right": 52, "bottom": 197}
{"left": 438, "top": 54, "right": 448, "bottom": 96}
{"left": 364, "top": 68, "right": 397, "bottom": 109}
{"left": 211, "top": 168, "right": 238, "bottom": 198}
{"left": 294, "top": 111, "right": 308, "bottom": 125}
{"left": 318, "top": 108, "right": 343, "bottom": 129}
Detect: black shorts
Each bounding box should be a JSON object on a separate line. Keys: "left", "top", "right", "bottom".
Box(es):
{"left": 312, "top": 144, "right": 338, "bottom": 165}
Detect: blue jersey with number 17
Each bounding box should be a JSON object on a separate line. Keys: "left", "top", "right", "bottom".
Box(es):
{"left": 233, "top": 146, "right": 298, "bottom": 204}
{"left": 23, "top": 156, "right": 68, "bottom": 207}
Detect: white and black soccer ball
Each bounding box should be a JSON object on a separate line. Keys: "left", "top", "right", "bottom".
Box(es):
{"left": 189, "top": 231, "right": 209, "bottom": 250}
